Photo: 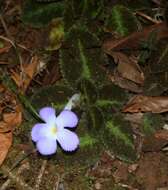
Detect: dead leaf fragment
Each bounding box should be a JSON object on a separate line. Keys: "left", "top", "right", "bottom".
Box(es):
{"left": 0, "top": 132, "right": 12, "bottom": 166}
{"left": 11, "top": 55, "right": 41, "bottom": 92}
{"left": 103, "top": 22, "right": 168, "bottom": 52}
{"left": 123, "top": 95, "right": 168, "bottom": 113}
{"left": 155, "top": 130, "right": 168, "bottom": 141}
{"left": 0, "top": 83, "right": 22, "bottom": 166}
{"left": 112, "top": 52, "right": 144, "bottom": 84}
{"left": 112, "top": 71, "right": 143, "bottom": 93}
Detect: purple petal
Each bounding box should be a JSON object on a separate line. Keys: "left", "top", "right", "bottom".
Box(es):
{"left": 39, "top": 107, "right": 56, "bottom": 124}
{"left": 56, "top": 129, "right": 79, "bottom": 151}
{"left": 31, "top": 124, "right": 49, "bottom": 142}
{"left": 36, "top": 137, "right": 57, "bottom": 155}
{"left": 56, "top": 110, "right": 78, "bottom": 128}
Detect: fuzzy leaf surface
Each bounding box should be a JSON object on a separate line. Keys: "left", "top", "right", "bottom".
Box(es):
{"left": 77, "top": 78, "right": 98, "bottom": 105}
{"left": 60, "top": 27, "right": 106, "bottom": 89}
{"left": 31, "top": 84, "right": 73, "bottom": 110}
{"left": 142, "top": 113, "right": 164, "bottom": 136}
{"left": 96, "top": 84, "right": 127, "bottom": 111}
{"left": 104, "top": 114, "right": 137, "bottom": 162}
{"left": 22, "top": 0, "right": 64, "bottom": 27}
{"left": 106, "top": 5, "right": 140, "bottom": 36}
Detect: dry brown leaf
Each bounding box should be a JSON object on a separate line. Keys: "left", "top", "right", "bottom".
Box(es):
{"left": 11, "top": 55, "right": 41, "bottom": 92}
{"left": 111, "top": 70, "right": 143, "bottom": 93}
{"left": 0, "top": 122, "right": 11, "bottom": 133}
{"left": 103, "top": 23, "right": 168, "bottom": 53}
{"left": 111, "top": 52, "right": 144, "bottom": 84}
{"left": 123, "top": 95, "right": 168, "bottom": 113}
{"left": 0, "top": 83, "right": 22, "bottom": 166}
{"left": 0, "top": 132, "right": 12, "bottom": 166}
{"left": 155, "top": 130, "right": 168, "bottom": 141}
{"left": 3, "top": 111, "right": 22, "bottom": 128}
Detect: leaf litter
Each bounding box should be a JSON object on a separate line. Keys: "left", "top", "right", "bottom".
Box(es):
{"left": 0, "top": 84, "right": 22, "bottom": 166}
{"left": 0, "top": 0, "right": 168, "bottom": 189}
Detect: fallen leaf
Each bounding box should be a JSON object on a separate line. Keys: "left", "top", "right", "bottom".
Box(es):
{"left": 11, "top": 55, "right": 41, "bottom": 92}
{"left": 112, "top": 52, "right": 144, "bottom": 84}
{"left": 136, "top": 152, "right": 168, "bottom": 190}
{"left": 111, "top": 70, "right": 143, "bottom": 93}
{"left": 123, "top": 95, "right": 168, "bottom": 113}
{"left": 0, "top": 122, "right": 11, "bottom": 133}
{"left": 155, "top": 130, "right": 168, "bottom": 141}
{"left": 3, "top": 111, "right": 22, "bottom": 129}
{"left": 0, "top": 83, "right": 22, "bottom": 166}
{"left": 142, "top": 133, "right": 167, "bottom": 152}
{"left": 103, "top": 22, "right": 168, "bottom": 53}
{"left": 0, "top": 132, "right": 12, "bottom": 166}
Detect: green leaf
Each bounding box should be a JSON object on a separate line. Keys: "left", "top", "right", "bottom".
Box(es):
{"left": 139, "top": 31, "right": 158, "bottom": 65}
{"left": 148, "top": 39, "right": 168, "bottom": 73}
{"left": 96, "top": 84, "right": 127, "bottom": 111}
{"left": 74, "top": 0, "right": 104, "bottom": 19}
{"left": 86, "top": 106, "right": 105, "bottom": 136}
{"left": 142, "top": 113, "right": 164, "bottom": 136}
{"left": 143, "top": 38, "right": 168, "bottom": 96}
{"left": 30, "top": 84, "right": 74, "bottom": 110}
{"left": 77, "top": 78, "right": 98, "bottom": 105}
{"left": 60, "top": 26, "right": 107, "bottom": 89}
{"left": 104, "top": 114, "right": 137, "bottom": 162}
{"left": 106, "top": 5, "right": 140, "bottom": 36}
{"left": 63, "top": 0, "right": 104, "bottom": 30}
{"left": 22, "top": 0, "right": 64, "bottom": 27}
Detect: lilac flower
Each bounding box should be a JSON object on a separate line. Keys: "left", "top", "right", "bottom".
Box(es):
{"left": 31, "top": 107, "right": 79, "bottom": 155}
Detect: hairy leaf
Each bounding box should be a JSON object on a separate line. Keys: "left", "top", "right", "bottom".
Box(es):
{"left": 104, "top": 114, "right": 137, "bottom": 162}
{"left": 86, "top": 106, "right": 105, "bottom": 135}
{"left": 60, "top": 27, "right": 106, "bottom": 89}
{"left": 22, "top": 0, "right": 64, "bottom": 27}
{"left": 63, "top": 0, "right": 104, "bottom": 30}
{"left": 77, "top": 78, "right": 98, "bottom": 105}
{"left": 143, "top": 38, "right": 168, "bottom": 95}
{"left": 106, "top": 5, "right": 140, "bottom": 36}
{"left": 96, "top": 84, "right": 127, "bottom": 111}
{"left": 31, "top": 84, "right": 74, "bottom": 110}
{"left": 142, "top": 113, "right": 164, "bottom": 136}
{"left": 148, "top": 39, "right": 168, "bottom": 73}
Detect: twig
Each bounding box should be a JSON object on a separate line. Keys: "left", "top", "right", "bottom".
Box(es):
{"left": 34, "top": 160, "right": 47, "bottom": 190}
{"left": 53, "top": 173, "right": 61, "bottom": 190}
{"left": 0, "top": 165, "right": 33, "bottom": 190}
{"left": 0, "top": 162, "right": 30, "bottom": 190}
{"left": 0, "top": 179, "right": 10, "bottom": 190}
{"left": 136, "top": 11, "right": 161, "bottom": 24}
{"left": 151, "top": 0, "right": 161, "bottom": 5}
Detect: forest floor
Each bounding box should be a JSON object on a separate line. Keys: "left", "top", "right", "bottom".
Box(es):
{"left": 0, "top": 0, "right": 168, "bottom": 190}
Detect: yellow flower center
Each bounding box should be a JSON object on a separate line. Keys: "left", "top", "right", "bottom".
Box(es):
{"left": 50, "top": 125, "right": 57, "bottom": 135}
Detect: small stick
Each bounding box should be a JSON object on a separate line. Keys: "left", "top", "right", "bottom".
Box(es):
{"left": 0, "top": 162, "right": 30, "bottom": 190}
{"left": 0, "top": 165, "right": 33, "bottom": 190}
{"left": 136, "top": 11, "right": 161, "bottom": 24}
{"left": 34, "top": 160, "right": 47, "bottom": 190}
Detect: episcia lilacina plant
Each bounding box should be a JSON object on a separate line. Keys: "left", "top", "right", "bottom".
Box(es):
{"left": 21, "top": 0, "right": 138, "bottom": 167}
